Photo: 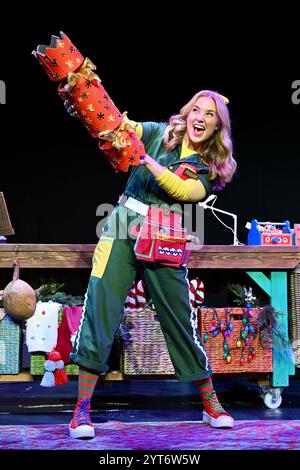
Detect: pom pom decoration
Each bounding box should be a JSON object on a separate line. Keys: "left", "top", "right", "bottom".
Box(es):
{"left": 40, "top": 359, "right": 56, "bottom": 387}
{"left": 54, "top": 359, "right": 69, "bottom": 385}
{"left": 40, "top": 348, "right": 69, "bottom": 387}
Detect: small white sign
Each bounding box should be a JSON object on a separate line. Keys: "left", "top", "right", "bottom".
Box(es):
{"left": 124, "top": 197, "right": 149, "bottom": 216}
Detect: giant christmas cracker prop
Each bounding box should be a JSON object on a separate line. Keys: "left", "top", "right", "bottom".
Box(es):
{"left": 32, "top": 32, "right": 145, "bottom": 172}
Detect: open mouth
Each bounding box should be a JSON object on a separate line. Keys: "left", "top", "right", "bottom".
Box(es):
{"left": 193, "top": 124, "right": 205, "bottom": 135}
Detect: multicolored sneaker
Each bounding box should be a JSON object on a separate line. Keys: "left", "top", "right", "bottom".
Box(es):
{"left": 69, "top": 398, "right": 95, "bottom": 439}
{"left": 202, "top": 391, "right": 234, "bottom": 428}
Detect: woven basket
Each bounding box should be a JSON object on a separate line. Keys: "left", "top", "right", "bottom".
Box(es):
{"left": 0, "top": 309, "right": 21, "bottom": 374}
{"left": 30, "top": 353, "right": 79, "bottom": 375}
{"left": 120, "top": 308, "right": 175, "bottom": 375}
{"left": 198, "top": 307, "right": 273, "bottom": 373}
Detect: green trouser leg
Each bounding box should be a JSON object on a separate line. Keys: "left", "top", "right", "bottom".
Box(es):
{"left": 70, "top": 237, "right": 137, "bottom": 372}
{"left": 141, "top": 262, "right": 212, "bottom": 381}
{"left": 71, "top": 205, "right": 212, "bottom": 380}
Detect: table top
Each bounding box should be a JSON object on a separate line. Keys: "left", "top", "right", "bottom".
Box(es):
{"left": 1, "top": 244, "right": 300, "bottom": 269}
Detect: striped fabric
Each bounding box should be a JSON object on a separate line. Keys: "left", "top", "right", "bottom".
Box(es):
{"left": 78, "top": 368, "right": 99, "bottom": 400}
{"left": 195, "top": 377, "right": 214, "bottom": 398}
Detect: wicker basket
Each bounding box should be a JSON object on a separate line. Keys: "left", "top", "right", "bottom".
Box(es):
{"left": 0, "top": 309, "right": 21, "bottom": 374}
{"left": 120, "top": 308, "right": 175, "bottom": 375}
{"left": 198, "top": 307, "right": 273, "bottom": 373}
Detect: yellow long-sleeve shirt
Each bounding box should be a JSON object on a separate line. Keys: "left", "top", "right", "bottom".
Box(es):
{"left": 136, "top": 123, "right": 207, "bottom": 202}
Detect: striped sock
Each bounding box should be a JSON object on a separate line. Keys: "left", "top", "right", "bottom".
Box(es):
{"left": 195, "top": 377, "right": 214, "bottom": 400}
{"left": 195, "top": 377, "right": 228, "bottom": 417}
{"left": 78, "top": 367, "right": 99, "bottom": 401}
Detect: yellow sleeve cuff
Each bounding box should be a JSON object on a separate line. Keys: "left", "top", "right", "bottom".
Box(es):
{"left": 155, "top": 169, "right": 206, "bottom": 202}
{"left": 136, "top": 123, "right": 143, "bottom": 138}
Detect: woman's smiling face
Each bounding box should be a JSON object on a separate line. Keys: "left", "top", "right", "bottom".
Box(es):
{"left": 184, "top": 96, "right": 219, "bottom": 152}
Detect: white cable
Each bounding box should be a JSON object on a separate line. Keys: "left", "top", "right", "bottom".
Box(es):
{"left": 209, "top": 197, "right": 244, "bottom": 246}
{"left": 198, "top": 194, "right": 217, "bottom": 207}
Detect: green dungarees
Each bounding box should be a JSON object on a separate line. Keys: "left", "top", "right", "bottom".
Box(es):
{"left": 70, "top": 122, "right": 213, "bottom": 381}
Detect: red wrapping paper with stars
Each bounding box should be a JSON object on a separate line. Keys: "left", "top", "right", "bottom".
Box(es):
{"left": 32, "top": 31, "right": 145, "bottom": 172}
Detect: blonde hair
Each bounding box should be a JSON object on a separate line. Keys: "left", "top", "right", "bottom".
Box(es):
{"left": 163, "top": 90, "right": 237, "bottom": 190}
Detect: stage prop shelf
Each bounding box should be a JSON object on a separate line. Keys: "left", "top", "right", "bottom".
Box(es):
{"left": 0, "top": 244, "right": 298, "bottom": 409}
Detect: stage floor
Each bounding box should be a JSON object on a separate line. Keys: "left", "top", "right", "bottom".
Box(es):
{"left": 1, "top": 374, "right": 300, "bottom": 425}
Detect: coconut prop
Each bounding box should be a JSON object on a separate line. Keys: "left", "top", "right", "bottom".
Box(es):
{"left": 3, "top": 260, "right": 36, "bottom": 321}
{"left": 32, "top": 31, "right": 145, "bottom": 172}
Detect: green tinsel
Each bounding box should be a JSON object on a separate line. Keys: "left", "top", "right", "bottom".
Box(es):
{"left": 36, "top": 283, "right": 83, "bottom": 306}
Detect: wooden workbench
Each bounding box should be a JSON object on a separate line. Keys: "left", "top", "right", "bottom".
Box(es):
{"left": 1, "top": 243, "right": 299, "bottom": 386}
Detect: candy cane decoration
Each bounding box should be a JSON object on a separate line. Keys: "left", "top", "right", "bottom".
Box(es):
{"left": 195, "top": 278, "right": 205, "bottom": 306}
{"left": 189, "top": 278, "right": 197, "bottom": 309}
{"left": 136, "top": 279, "right": 146, "bottom": 309}
{"left": 189, "top": 278, "right": 204, "bottom": 309}
{"left": 125, "top": 282, "right": 137, "bottom": 310}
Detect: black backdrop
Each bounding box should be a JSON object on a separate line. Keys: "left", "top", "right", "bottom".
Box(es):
{"left": 0, "top": 12, "right": 299, "bottom": 246}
